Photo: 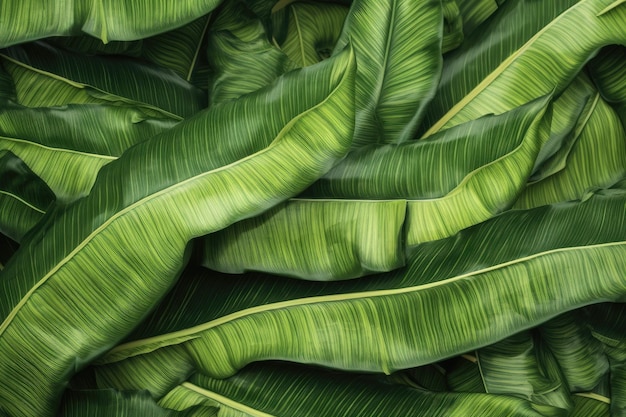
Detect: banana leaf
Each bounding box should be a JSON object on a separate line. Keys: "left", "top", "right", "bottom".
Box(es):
{"left": 93, "top": 187, "right": 626, "bottom": 397}
{"left": 0, "top": 0, "right": 223, "bottom": 47}
{"left": 0, "top": 65, "right": 15, "bottom": 103}
{"left": 442, "top": 0, "right": 464, "bottom": 53}
{"left": 537, "top": 311, "right": 609, "bottom": 392}
{"left": 333, "top": 0, "right": 443, "bottom": 145}
{"left": 304, "top": 95, "right": 551, "bottom": 244}
{"left": 201, "top": 199, "right": 406, "bottom": 280}
{"left": 528, "top": 72, "right": 597, "bottom": 182}
{"left": 0, "top": 151, "right": 54, "bottom": 242}
{"left": 277, "top": 2, "right": 348, "bottom": 67}
{"left": 48, "top": 36, "right": 144, "bottom": 57}
{"left": 422, "top": 0, "right": 626, "bottom": 135}
{"left": 456, "top": 0, "right": 501, "bottom": 36}
{"left": 418, "top": 0, "right": 590, "bottom": 136}
{"left": 0, "top": 103, "right": 177, "bottom": 202}
{"left": 158, "top": 361, "right": 551, "bottom": 417}
{"left": 0, "top": 48, "right": 355, "bottom": 417}
{"left": 207, "top": 0, "right": 293, "bottom": 106}
{"left": 475, "top": 331, "right": 572, "bottom": 415}
{"left": 1, "top": 41, "right": 206, "bottom": 119}
{"left": 57, "top": 389, "right": 217, "bottom": 417}
{"left": 444, "top": 355, "right": 487, "bottom": 393}
{"left": 514, "top": 94, "right": 626, "bottom": 209}
{"left": 588, "top": 44, "right": 626, "bottom": 125}
{"left": 570, "top": 395, "right": 610, "bottom": 417}
{"left": 384, "top": 363, "right": 448, "bottom": 392}
{"left": 586, "top": 303, "right": 626, "bottom": 416}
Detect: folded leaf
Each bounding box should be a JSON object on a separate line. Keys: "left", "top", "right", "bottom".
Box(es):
{"left": 94, "top": 188, "right": 626, "bottom": 397}
{"left": 278, "top": 2, "right": 348, "bottom": 67}
{"left": 159, "top": 362, "right": 549, "bottom": 417}
{"left": 514, "top": 95, "right": 626, "bottom": 209}
{"left": 444, "top": 355, "right": 486, "bottom": 393}
{"left": 538, "top": 311, "right": 609, "bottom": 392}
{"left": 202, "top": 199, "right": 406, "bottom": 280}
{"left": 442, "top": 0, "right": 464, "bottom": 53}
{"left": 0, "top": 48, "right": 356, "bottom": 417}
{"left": 0, "top": 151, "right": 54, "bottom": 242}
{"left": 570, "top": 395, "right": 610, "bottom": 417}
{"left": 424, "top": 0, "right": 626, "bottom": 135}
{"left": 333, "top": 0, "right": 443, "bottom": 145}
{"left": 1, "top": 41, "right": 206, "bottom": 118}
{"left": 476, "top": 331, "right": 572, "bottom": 415}
{"left": 207, "top": 0, "right": 292, "bottom": 105}
{"left": 0, "top": 103, "right": 177, "bottom": 202}
{"left": 305, "top": 96, "right": 551, "bottom": 244}
{"left": 0, "top": 0, "right": 223, "bottom": 47}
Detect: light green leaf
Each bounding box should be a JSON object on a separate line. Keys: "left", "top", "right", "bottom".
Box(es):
{"left": 0, "top": 0, "right": 223, "bottom": 47}
{"left": 0, "top": 151, "right": 54, "bottom": 242}
{"left": 333, "top": 0, "right": 443, "bottom": 145}
{"left": 278, "top": 2, "right": 348, "bottom": 67}
{"left": 93, "top": 188, "right": 626, "bottom": 397}
{"left": 0, "top": 103, "right": 177, "bottom": 202}
{"left": 202, "top": 199, "right": 406, "bottom": 280}
{"left": 0, "top": 48, "right": 356, "bottom": 417}
{"left": 442, "top": 0, "right": 464, "bottom": 53}
{"left": 1, "top": 41, "right": 206, "bottom": 118}
{"left": 207, "top": 0, "right": 292, "bottom": 106}
{"left": 159, "top": 362, "right": 549, "bottom": 417}
{"left": 304, "top": 96, "right": 551, "bottom": 244}
{"left": 423, "top": 0, "right": 626, "bottom": 135}
{"left": 514, "top": 95, "right": 626, "bottom": 209}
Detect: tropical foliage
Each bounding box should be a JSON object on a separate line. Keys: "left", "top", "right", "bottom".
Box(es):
{"left": 0, "top": 0, "right": 625, "bottom": 416}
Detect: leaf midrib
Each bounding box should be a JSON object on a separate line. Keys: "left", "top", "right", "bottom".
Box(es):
{"left": 0, "top": 190, "right": 47, "bottom": 214}
{"left": 0, "top": 136, "right": 117, "bottom": 161}
{"left": 104, "top": 240, "right": 626, "bottom": 361}
{"left": 181, "top": 382, "right": 276, "bottom": 417}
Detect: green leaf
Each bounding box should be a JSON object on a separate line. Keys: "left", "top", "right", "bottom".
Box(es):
{"left": 442, "top": 0, "right": 464, "bottom": 53}
{"left": 444, "top": 355, "right": 487, "bottom": 393}
{"left": 1, "top": 41, "right": 206, "bottom": 119}
{"left": 385, "top": 363, "right": 448, "bottom": 392}
{"left": 304, "top": 96, "right": 551, "bottom": 244}
{"left": 423, "top": 0, "right": 626, "bottom": 135}
{"left": 0, "top": 151, "right": 54, "bottom": 242}
{"left": 538, "top": 311, "right": 609, "bottom": 392}
{"left": 333, "top": 0, "right": 443, "bottom": 145}
{"left": 0, "top": 0, "right": 223, "bottom": 47}
{"left": 476, "top": 331, "right": 572, "bottom": 415}
{"left": 0, "top": 103, "right": 178, "bottom": 202}
{"left": 588, "top": 45, "right": 626, "bottom": 125}
{"left": 207, "top": 0, "right": 292, "bottom": 106}
{"left": 47, "top": 36, "right": 144, "bottom": 57}
{"left": 93, "top": 188, "right": 626, "bottom": 397}
{"left": 141, "top": 15, "right": 212, "bottom": 88}
{"left": 456, "top": 0, "right": 501, "bottom": 36}
{"left": 0, "top": 233, "right": 18, "bottom": 271}
{"left": 570, "top": 395, "right": 611, "bottom": 417}
{"left": 0, "top": 48, "right": 356, "bottom": 417}
{"left": 58, "top": 389, "right": 217, "bottom": 417}
{"left": 278, "top": 2, "right": 348, "bottom": 67}
{"left": 514, "top": 94, "right": 626, "bottom": 209}
{"left": 201, "top": 199, "right": 406, "bottom": 280}
{"left": 159, "top": 362, "right": 549, "bottom": 417}
{"left": 419, "top": 0, "right": 582, "bottom": 135}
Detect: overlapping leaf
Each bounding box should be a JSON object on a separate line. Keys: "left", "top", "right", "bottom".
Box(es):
{"left": 0, "top": 151, "right": 54, "bottom": 242}
{"left": 92, "top": 187, "right": 626, "bottom": 398}
{"left": 0, "top": 103, "right": 178, "bottom": 202}
{"left": 333, "top": 0, "right": 443, "bottom": 145}
{"left": 1, "top": 41, "right": 206, "bottom": 118}
{"left": 158, "top": 362, "right": 550, "bottom": 417}
{"left": 202, "top": 199, "right": 406, "bottom": 280}
{"left": 0, "top": 49, "right": 356, "bottom": 417}
{"left": 0, "top": 0, "right": 223, "bottom": 47}
{"left": 304, "top": 96, "right": 551, "bottom": 244}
